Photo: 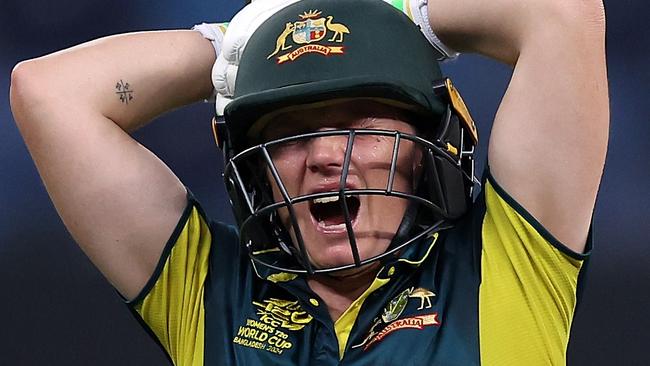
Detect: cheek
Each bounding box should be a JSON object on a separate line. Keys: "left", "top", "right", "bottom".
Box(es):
{"left": 396, "top": 141, "right": 422, "bottom": 188}
{"left": 356, "top": 139, "right": 421, "bottom": 193}
{"left": 265, "top": 161, "right": 303, "bottom": 232}
{"left": 267, "top": 148, "right": 307, "bottom": 199}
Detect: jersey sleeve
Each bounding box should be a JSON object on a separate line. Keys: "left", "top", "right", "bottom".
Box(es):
{"left": 478, "top": 171, "right": 591, "bottom": 366}
{"left": 126, "top": 193, "right": 212, "bottom": 366}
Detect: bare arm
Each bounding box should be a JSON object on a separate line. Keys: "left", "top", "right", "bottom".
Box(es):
{"left": 428, "top": 0, "right": 608, "bottom": 252}
{"left": 10, "top": 30, "right": 216, "bottom": 299}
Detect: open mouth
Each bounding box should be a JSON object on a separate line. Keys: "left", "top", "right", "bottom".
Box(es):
{"left": 309, "top": 194, "right": 361, "bottom": 231}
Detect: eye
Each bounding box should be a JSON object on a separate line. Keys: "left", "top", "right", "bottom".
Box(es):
{"left": 267, "top": 135, "right": 310, "bottom": 158}
{"left": 263, "top": 124, "right": 314, "bottom": 142}
{"left": 278, "top": 138, "right": 303, "bottom": 147}
{"left": 355, "top": 131, "right": 392, "bottom": 144}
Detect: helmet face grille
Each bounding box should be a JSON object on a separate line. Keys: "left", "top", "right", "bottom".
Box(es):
{"left": 222, "top": 126, "right": 477, "bottom": 274}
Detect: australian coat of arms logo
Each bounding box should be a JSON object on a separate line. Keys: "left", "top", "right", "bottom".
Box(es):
{"left": 267, "top": 9, "right": 349, "bottom": 64}
{"left": 352, "top": 287, "right": 440, "bottom": 351}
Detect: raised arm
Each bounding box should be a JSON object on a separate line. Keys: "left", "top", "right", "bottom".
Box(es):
{"left": 428, "top": 0, "right": 608, "bottom": 252}
{"left": 10, "top": 30, "right": 216, "bottom": 299}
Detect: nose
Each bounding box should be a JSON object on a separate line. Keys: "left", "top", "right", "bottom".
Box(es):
{"left": 305, "top": 130, "right": 350, "bottom": 175}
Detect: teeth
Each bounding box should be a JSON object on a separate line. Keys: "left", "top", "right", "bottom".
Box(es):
{"left": 313, "top": 195, "right": 340, "bottom": 204}
{"left": 317, "top": 221, "right": 347, "bottom": 229}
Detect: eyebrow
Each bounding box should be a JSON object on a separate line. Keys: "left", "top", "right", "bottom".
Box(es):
{"left": 260, "top": 103, "right": 420, "bottom": 140}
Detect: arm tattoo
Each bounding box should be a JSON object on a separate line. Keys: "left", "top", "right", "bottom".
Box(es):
{"left": 115, "top": 80, "right": 134, "bottom": 104}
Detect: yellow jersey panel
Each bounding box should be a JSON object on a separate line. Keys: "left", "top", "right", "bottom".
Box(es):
{"left": 132, "top": 205, "right": 211, "bottom": 366}
{"left": 479, "top": 179, "right": 585, "bottom": 366}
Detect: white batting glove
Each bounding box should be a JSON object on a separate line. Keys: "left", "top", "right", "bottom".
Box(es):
{"left": 193, "top": 23, "right": 228, "bottom": 58}
{"left": 212, "top": 0, "right": 300, "bottom": 116}
{"left": 382, "top": 0, "right": 459, "bottom": 60}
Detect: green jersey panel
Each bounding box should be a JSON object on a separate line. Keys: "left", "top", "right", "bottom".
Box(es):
{"left": 127, "top": 171, "right": 590, "bottom": 365}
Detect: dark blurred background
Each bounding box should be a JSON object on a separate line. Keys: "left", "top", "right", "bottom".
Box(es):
{"left": 1, "top": 0, "right": 648, "bottom": 364}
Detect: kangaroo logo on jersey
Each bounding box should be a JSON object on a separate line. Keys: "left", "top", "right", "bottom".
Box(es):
{"left": 267, "top": 9, "right": 348, "bottom": 64}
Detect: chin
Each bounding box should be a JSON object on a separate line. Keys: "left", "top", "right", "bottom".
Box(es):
{"left": 308, "top": 243, "right": 356, "bottom": 269}
{"left": 323, "top": 261, "right": 383, "bottom": 279}
{"left": 306, "top": 236, "right": 390, "bottom": 271}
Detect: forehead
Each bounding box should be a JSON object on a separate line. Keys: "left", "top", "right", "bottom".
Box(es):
{"left": 261, "top": 99, "right": 418, "bottom": 138}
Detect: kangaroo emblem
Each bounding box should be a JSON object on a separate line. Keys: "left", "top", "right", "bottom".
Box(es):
{"left": 408, "top": 287, "right": 436, "bottom": 310}
{"left": 268, "top": 22, "right": 295, "bottom": 59}
{"left": 325, "top": 16, "right": 350, "bottom": 42}
{"left": 351, "top": 318, "right": 383, "bottom": 349}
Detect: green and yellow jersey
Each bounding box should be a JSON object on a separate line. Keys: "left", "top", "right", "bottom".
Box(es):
{"left": 127, "top": 171, "right": 590, "bottom": 365}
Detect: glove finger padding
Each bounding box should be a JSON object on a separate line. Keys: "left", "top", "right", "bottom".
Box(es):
{"left": 213, "top": 0, "right": 300, "bottom": 116}
{"left": 382, "top": 0, "right": 459, "bottom": 59}
{"left": 216, "top": 94, "right": 233, "bottom": 117}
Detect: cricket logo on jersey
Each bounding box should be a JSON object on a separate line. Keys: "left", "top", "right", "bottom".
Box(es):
{"left": 353, "top": 287, "right": 440, "bottom": 351}
{"left": 267, "top": 9, "right": 348, "bottom": 64}
{"left": 233, "top": 298, "right": 313, "bottom": 356}
{"left": 253, "top": 298, "right": 313, "bottom": 331}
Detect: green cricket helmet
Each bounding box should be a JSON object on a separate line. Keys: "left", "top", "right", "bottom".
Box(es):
{"left": 214, "top": 0, "right": 479, "bottom": 274}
